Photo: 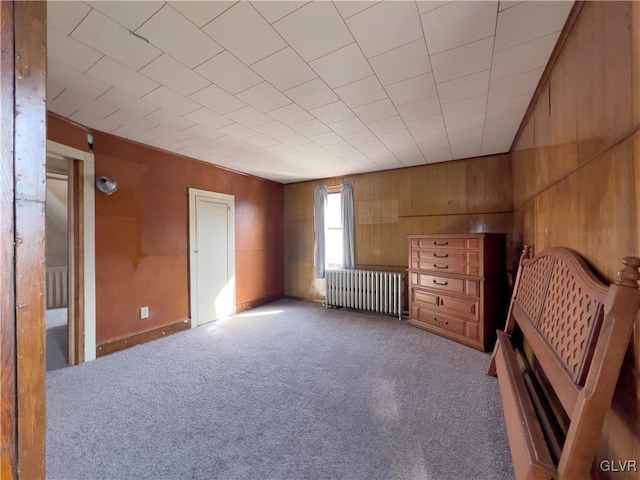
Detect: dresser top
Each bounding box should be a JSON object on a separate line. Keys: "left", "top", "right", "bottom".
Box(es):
{"left": 407, "top": 233, "right": 507, "bottom": 239}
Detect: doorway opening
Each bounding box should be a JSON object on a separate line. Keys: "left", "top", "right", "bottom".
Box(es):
{"left": 45, "top": 169, "right": 70, "bottom": 371}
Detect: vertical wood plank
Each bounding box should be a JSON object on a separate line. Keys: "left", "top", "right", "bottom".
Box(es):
{"left": 13, "top": 2, "right": 47, "bottom": 478}
{"left": 73, "top": 160, "right": 85, "bottom": 364}
{"left": 0, "top": 1, "right": 17, "bottom": 477}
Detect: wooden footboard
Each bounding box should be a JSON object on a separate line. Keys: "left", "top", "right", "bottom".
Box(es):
{"left": 489, "top": 247, "right": 640, "bottom": 480}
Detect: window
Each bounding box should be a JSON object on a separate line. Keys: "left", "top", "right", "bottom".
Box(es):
{"left": 325, "top": 191, "right": 342, "bottom": 268}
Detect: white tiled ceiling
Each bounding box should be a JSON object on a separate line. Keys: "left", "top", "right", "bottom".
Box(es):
{"left": 46, "top": 0, "right": 574, "bottom": 183}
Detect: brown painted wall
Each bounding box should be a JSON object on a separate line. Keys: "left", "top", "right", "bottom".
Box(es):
{"left": 284, "top": 154, "right": 513, "bottom": 300}
{"left": 47, "top": 114, "right": 284, "bottom": 344}
{"left": 511, "top": 2, "right": 639, "bottom": 476}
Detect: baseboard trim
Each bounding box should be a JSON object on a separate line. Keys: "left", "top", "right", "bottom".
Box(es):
{"left": 96, "top": 319, "right": 191, "bottom": 357}
{"left": 284, "top": 295, "right": 324, "bottom": 304}
{"left": 235, "top": 294, "right": 284, "bottom": 313}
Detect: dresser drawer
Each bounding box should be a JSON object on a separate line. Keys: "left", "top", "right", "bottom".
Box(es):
{"left": 411, "top": 306, "right": 465, "bottom": 337}
{"left": 419, "top": 249, "right": 468, "bottom": 264}
{"left": 416, "top": 250, "right": 480, "bottom": 276}
{"left": 412, "top": 237, "right": 468, "bottom": 250}
{"left": 410, "top": 272, "right": 480, "bottom": 297}
{"left": 438, "top": 295, "right": 479, "bottom": 320}
{"left": 412, "top": 289, "right": 439, "bottom": 307}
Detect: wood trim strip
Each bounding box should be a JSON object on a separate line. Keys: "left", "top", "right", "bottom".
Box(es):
{"left": 510, "top": 1, "right": 586, "bottom": 151}
{"left": 235, "top": 294, "right": 284, "bottom": 314}
{"left": 13, "top": 2, "right": 47, "bottom": 479}
{"left": 399, "top": 210, "right": 512, "bottom": 219}
{"left": 73, "top": 160, "right": 85, "bottom": 364}
{"left": 0, "top": 1, "right": 17, "bottom": 477}
{"left": 96, "top": 319, "right": 191, "bottom": 357}
{"left": 284, "top": 295, "right": 324, "bottom": 304}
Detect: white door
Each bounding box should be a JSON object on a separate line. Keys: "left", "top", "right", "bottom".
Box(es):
{"left": 189, "top": 189, "right": 235, "bottom": 327}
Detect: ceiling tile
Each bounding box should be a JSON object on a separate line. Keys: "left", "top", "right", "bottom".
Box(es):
{"left": 486, "top": 93, "right": 530, "bottom": 120}
{"left": 495, "top": 1, "right": 573, "bottom": 52}
{"left": 190, "top": 84, "right": 246, "bottom": 114}
{"left": 50, "top": 89, "right": 116, "bottom": 118}
{"left": 69, "top": 110, "right": 124, "bottom": 133}
{"left": 413, "top": 128, "right": 449, "bottom": 145}
{"left": 417, "top": 2, "right": 452, "bottom": 15}
{"left": 309, "top": 101, "right": 355, "bottom": 124}
{"left": 47, "top": 2, "right": 92, "bottom": 35}
{"left": 370, "top": 40, "right": 431, "bottom": 87}
{"left": 184, "top": 108, "right": 235, "bottom": 131}
{"left": 98, "top": 87, "right": 160, "bottom": 117}
{"left": 216, "top": 123, "right": 259, "bottom": 140}
{"left": 290, "top": 119, "right": 331, "bottom": 137}
{"left": 421, "top": 1, "right": 497, "bottom": 55}
{"left": 499, "top": 1, "right": 525, "bottom": 12}
{"left": 445, "top": 113, "right": 486, "bottom": 132}
{"left": 437, "top": 70, "right": 490, "bottom": 104}
{"left": 334, "top": 76, "right": 387, "bottom": 108}
{"left": 237, "top": 82, "right": 292, "bottom": 112}
{"left": 47, "top": 27, "right": 102, "bottom": 73}
{"left": 210, "top": 136, "right": 248, "bottom": 149}
{"left": 324, "top": 141, "right": 357, "bottom": 154}
{"left": 338, "top": 127, "right": 377, "bottom": 145}
{"left": 111, "top": 125, "right": 161, "bottom": 144}
{"left": 386, "top": 73, "right": 437, "bottom": 106}
{"left": 195, "top": 51, "right": 263, "bottom": 94}
{"left": 47, "top": 81, "right": 65, "bottom": 102}
{"left": 273, "top": 2, "right": 353, "bottom": 61}
{"left": 448, "top": 126, "right": 483, "bottom": 145}
{"left": 86, "top": 57, "right": 159, "bottom": 97}
{"left": 309, "top": 43, "right": 373, "bottom": 89}
{"left": 378, "top": 129, "right": 413, "bottom": 145}
{"left": 396, "top": 97, "right": 441, "bottom": 122}
{"left": 441, "top": 95, "right": 487, "bottom": 120}
{"left": 491, "top": 34, "right": 558, "bottom": 80}
{"left": 145, "top": 108, "right": 196, "bottom": 130}
{"left": 106, "top": 109, "right": 159, "bottom": 133}
{"left": 88, "top": 1, "right": 164, "bottom": 31}
{"left": 279, "top": 132, "right": 312, "bottom": 147}
{"left": 254, "top": 121, "right": 295, "bottom": 138}
{"left": 367, "top": 115, "right": 405, "bottom": 135}
{"left": 267, "top": 103, "right": 314, "bottom": 125}
{"left": 345, "top": 2, "right": 423, "bottom": 58}
{"left": 180, "top": 124, "right": 225, "bottom": 141}
{"left": 203, "top": 2, "right": 286, "bottom": 65}
{"left": 251, "top": 47, "right": 317, "bottom": 91}
{"left": 251, "top": 1, "right": 309, "bottom": 23}
{"left": 352, "top": 98, "right": 397, "bottom": 123}
{"left": 143, "top": 86, "right": 201, "bottom": 116}
{"left": 430, "top": 37, "right": 494, "bottom": 83}
{"left": 406, "top": 114, "right": 445, "bottom": 134}
{"left": 328, "top": 117, "right": 369, "bottom": 136}
{"left": 71, "top": 10, "right": 161, "bottom": 70}
{"left": 309, "top": 132, "right": 344, "bottom": 147}
{"left": 244, "top": 134, "right": 279, "bottom": 148}
{"left": 284, "top": 78, "right": 339, "bottom": 110}
{"left": 136, "top": 5, "right": 224, "bottom": 69}
{"left": 334, "top": 1, "right": 379, "bottom": 19}
{"left": 169, "top": 1, "right": 237, "bottom": 28}
{"left": 140, "top": 54, "right": 210, "bottom": 96}
{"left": 488, "top": 68, "right": 543, "bottom": 103}
{"left": 225, "top": 106, "right": 273, "bottom": 128}
{"left": 356, "top": 141, "right": 392, "bottom": 158}
{"left": 419, "top": 139, "right": 452, "bottom": 163}
{"left": 265, "top": 144, "right": 297, "bottom": 156}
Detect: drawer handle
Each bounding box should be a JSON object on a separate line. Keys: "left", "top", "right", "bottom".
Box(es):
{"left": 433, "top": 253, "right": 449, "bottom": 258}
{"left": 433, "top": 279, "right": 449, "bottom": 286}
{"left": 434, "top": 241, "right": 448, "bottom": 246}
{"left": 434, "top": 317, "right": 448, "bottom": 326}
{"left": 433, "top": 264, "right": 448, "bottom": 270}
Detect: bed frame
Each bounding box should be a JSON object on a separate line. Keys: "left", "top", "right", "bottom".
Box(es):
{"left": 488, "top": 246, "right": 640, "bottom": 480}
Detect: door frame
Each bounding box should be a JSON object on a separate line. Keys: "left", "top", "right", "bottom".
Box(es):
{"left": 188, "top": 188, "right": 235, "bottom": 328}
{"left": 46, "top": 139, "right": 96, "bottom": 362}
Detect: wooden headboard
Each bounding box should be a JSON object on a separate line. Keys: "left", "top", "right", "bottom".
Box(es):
{"left": 488, "top": 246, "right": 640, "bottom": 480}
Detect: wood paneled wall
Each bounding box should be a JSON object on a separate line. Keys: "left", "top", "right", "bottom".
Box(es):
{"left": 511, "top": 2, "right": 640, "bottom": 477}
{"left": 284, "top": 154, "right": 513, "bottom": 300}
{"left": 47, "top": 114, "right": 284, "bottom": 346}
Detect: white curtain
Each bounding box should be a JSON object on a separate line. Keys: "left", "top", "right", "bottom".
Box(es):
{"left": 313, "top": 185, "right": 327, "bottom": 278}
{"left": 340, "top": 182, "right": 355, "bottom": 269}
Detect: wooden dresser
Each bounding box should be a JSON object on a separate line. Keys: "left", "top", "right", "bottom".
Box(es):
{"left": 407, "top": 233, "right": 506, "bottom": 351}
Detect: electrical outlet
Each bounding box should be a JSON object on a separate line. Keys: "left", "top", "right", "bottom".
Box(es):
{"left": 140, "top": 306, "right": 149, "bottom": 319}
